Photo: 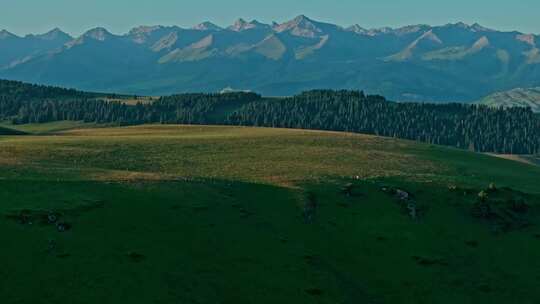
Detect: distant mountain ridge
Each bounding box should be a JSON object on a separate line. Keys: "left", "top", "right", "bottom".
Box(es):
{"left": 0, "top": 28, "right": 72, "bottom": 69}
{"left": 1, "top": 16, "right": 539, "bottom": 101}
{"left": 477, "top": 87, "right": 540, "bottom": 112}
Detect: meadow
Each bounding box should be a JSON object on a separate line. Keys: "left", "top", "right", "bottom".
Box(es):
{"left": 1, "top": 123, "right": 539, "bottom": 303}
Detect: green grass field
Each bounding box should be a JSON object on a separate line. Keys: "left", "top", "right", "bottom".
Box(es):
{"left": 1, "top": 124, "right": 539, "bottom": 303}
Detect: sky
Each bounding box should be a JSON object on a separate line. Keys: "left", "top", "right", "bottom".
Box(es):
{"left": 1, "top": 0, "right": 539, "bottom": 36}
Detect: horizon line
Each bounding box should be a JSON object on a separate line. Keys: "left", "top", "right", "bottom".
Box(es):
{"left": 1, "top": 15, "right": 538, "bottom": 38}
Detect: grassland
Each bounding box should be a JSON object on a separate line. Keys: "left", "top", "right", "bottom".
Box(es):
{"left": 1, "top": 125, "right": 540, "bottom": 304}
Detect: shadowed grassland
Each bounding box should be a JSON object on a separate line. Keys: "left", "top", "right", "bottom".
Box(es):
{"left": 0, "top": 126, "right": 26, "bottom": 135}
{"left": 1, "top": 125, "right": 540, "bottom": 303}
{"left": 0, "top": 120, "right": 98, "bottom": 135}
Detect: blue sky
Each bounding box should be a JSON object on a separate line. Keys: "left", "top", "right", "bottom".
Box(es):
{"left": 2, "top": 0, "right": 539, "bottom": 36}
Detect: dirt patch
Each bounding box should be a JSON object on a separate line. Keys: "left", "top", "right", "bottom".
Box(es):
{"left": 487, "top": 154, "right": 537, "bottom": 166}
{"left": 86, "top": 169, "right": 171, "bottom": 182}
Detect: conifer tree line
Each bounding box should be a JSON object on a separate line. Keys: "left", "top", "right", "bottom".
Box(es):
{"left": 1, "top": 79, "right": 539, "bottom": 154}
{"left": 228, "top": 90, "right": 540, "bottom": 154}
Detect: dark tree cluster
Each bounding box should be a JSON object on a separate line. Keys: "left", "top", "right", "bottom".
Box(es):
{"left": 0, "top": 79, "right": 93, "bottom": 100}
{"left": 1, "top": 80, "right": 538, "bottom": 154}
{"left": 151, "top": 92, "right": 262, "bottom": 124}
{"left": 0, "top": 80, "right": 260, "bottom": 125}
{"left": 228, "top": 90, "right": 540, "bottom": 154}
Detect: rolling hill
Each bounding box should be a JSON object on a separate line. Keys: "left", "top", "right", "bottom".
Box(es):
{"left": 0, "top": 124, "right": 539, "bottom": 303}
{"left": 2, "top": 79, "right": 539, "bottom": 154}
{"left": 477, "top": 87, "right": 540, "bottom": 112}
{"left": 1, "top": 16, "right": 540, "bottom": 101}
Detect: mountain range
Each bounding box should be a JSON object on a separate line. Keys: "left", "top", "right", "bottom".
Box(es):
{"left": 1, "top": 15, "right": 540, "bottom": 101}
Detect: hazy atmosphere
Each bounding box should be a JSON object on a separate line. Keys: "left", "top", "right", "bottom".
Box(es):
{"left": 2, "top": 0, "right": 540, "bottom": 35}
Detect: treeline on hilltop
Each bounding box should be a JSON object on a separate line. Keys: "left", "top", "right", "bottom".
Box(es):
{"left": 0, "top": 79, "right": 94, "bottom": 100}
{"left": 229, "top": 90, "right": 540, "bottom": 154}
{"left": 0, "top": 79, "right": 539, "bottom": 154}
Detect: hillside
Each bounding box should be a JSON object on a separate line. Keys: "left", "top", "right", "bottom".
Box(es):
{"left": 0, "top": 126, "right": 26, "bottom": 135}
{"left": 0, "top": 125, "right": 539, "bottom": 304}
{"left": 1, "top": 16, "right": 540, "bottom": 101}
{"left": 478, "top": 87, "right": 540, "bottom": 112}
{"left": 1, "top": 80, "right": 539, "bottom": 154}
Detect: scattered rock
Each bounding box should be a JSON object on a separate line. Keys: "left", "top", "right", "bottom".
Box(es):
{"left": 381, "top": 186, "right": 423, "bottom": 220}
{"left": 381, "top": 186, "right": 413, "bottom": 201}
{"left": 478, "top": 190, "right": 489, "bottom": 202}
{"left": 303, "top": 192, "right": 317, "bottom": 223}
{"left": 341, "top": 183, "right": 354, "bottom": 197}
{"left": 396, "top": 189, "right": 410, "bottom": 201}
{"left": 47, "top": 212, "right": 59, "bottom": 224}
{"left": 407, "top": 202, "right": 418, "bottom": 220}
{"left": 56, "top": 222, "right": 71, "bottom": 232}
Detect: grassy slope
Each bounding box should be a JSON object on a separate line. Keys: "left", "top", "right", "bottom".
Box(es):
{"left": 0, "top": 126, "right": 26, "bottom": 135}
{"left": 1, "top": 125, "right": 540, "bottom": 304}
{"left": 0, "top": 121, "right": 98, "bottom": 135}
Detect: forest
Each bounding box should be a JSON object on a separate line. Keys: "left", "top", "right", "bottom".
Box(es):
{"left": 1, "top": 79, "right": 539, "bottom": 154}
